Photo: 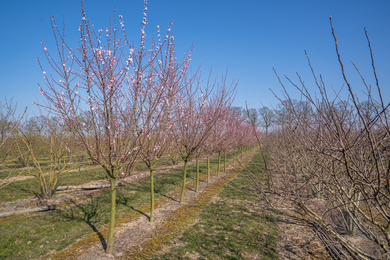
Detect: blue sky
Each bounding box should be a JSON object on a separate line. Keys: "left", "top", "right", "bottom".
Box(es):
{"left": 0, "top": 0, "right": 389, "bottom": 116}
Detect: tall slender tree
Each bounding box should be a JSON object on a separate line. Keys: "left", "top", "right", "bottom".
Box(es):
{"left": 37, "top": 1, "right": 183, "bottom": 253}
{"left": 171, "top": 72, "right": 236, "bottom": 203}
{"left": 137, "top": 33, "right": 192, "bottom": 221}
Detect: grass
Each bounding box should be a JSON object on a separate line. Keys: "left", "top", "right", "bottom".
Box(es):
{"left": 0, "top": 158, "right": 160, "bottom": 203}
{"left": 150, "top": 151, "right": 278, "bottom": 260}
{"left": 0, "top": 167, "right": 108, "bottom": 202}
{"left": 0, "top": 151, "right": 238, "bottom": 259}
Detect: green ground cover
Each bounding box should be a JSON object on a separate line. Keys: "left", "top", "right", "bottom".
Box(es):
{"left": 0, "top": 152, "right": 234, "bottom": 259}
{"left": 151, "top": 152, "right": 278, "bottom": 260}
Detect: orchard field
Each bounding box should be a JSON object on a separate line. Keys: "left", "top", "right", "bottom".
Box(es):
{"left": 1, "top": 1, "right": 389, "bottom": 259}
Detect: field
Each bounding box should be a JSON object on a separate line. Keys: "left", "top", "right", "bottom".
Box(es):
{"left": 0, "top": 148, "right": 337, "bottom": 259}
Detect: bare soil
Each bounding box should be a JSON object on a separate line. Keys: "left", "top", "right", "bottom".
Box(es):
{"left": 271, "top": 195, "right": 332, "bottom": 259}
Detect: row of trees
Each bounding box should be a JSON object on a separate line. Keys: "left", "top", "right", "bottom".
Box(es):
{"left": 23, "top": 1, "right": 259, "bottom": 254}
{"left": 248, "top": 18, "right": 390, "bottom": 259}
{"left": 237, "top": 98, "right": 379, "bottom": 138}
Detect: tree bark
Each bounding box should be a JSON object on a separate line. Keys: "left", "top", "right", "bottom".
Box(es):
{"left": 217, "top": 151, "right": 221, "bottom": 176}
{"left": 106, "top": 177, "right": 117, "bottom": 254}
{"left": 195, "top": 157, "right": 199, "bottom": 192}
{"left": 224, "top": 152, "right": 226, "bottom": 172}
{"left": 207, "top": 157, "right": 210, "bottom": 183}
{"left": 150, "top": 168, "right": 155, "bottom": 222}
{"left": 180, "top": 160, "right": 188, "bottom": 203}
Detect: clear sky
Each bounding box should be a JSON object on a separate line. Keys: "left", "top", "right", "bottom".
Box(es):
{"left": 0, "top": 0, "right": 389, "bottom": 116}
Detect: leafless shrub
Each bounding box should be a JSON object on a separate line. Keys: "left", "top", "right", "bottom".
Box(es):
{"left": 0, "top": 98, "right": 26, "bottom": 189}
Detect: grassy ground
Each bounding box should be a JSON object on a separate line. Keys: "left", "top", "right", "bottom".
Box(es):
{"left": 0, "top": 152, "right": 238, "bottom": 259}
{"left": 0, "top": 157, "right": 171, "bottom": 202}
{"left": 150, "top": 152, "right": 278, "bottom": 260}
{"left": 0, "top": 166, "right": 107, "bottom": 202}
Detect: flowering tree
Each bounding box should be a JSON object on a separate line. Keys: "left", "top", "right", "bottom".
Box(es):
{"left": 37, "top": 1, "right": 181, "bottom": 253}
{"left": 137, "top": 36, "right": 192, "bottom": 222}
{"left": 171, "top": 72, "right": 236, "bottom": 203}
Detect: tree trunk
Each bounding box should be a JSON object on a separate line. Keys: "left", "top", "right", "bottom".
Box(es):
{"left": 106, "top": 177, "right": 117, "bottom": 254}
{"left": 150, "top": 167, "right": 155, "bottom": 222}
{"left": 195, "top": 157, "right": 199, "bottom": 192}
{"left": 217, "top": 151, "right": 221, "bottom": 176}
{"left": 207, "top": 157, "right": 210, "bottom": 183}
{"left": 223, "top": 152, "right": 226, "bottom": 172}
{"left": 180, "top": 159, "right": 188, "bottom": 203}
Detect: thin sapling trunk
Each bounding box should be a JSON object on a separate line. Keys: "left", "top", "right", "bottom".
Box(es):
{"left": 224, "top": 152, "right": 226, "bottom": 172}
{"left": 217, "top": 151, "right": 221, "bottom": 176}
{"left": 207, "top": 157, "right": 210, "bottom": 183}
{"left": 180, "top": 159, "right": 188, "bottom": 203}
{"left": 150, "top": 167, "right": 155, "bottom": 222}
{"left": 107, "top": 176, "right": 117, "bottom": 254}
{"left": 195, "top": 157, "right": 199, "bottom": 192}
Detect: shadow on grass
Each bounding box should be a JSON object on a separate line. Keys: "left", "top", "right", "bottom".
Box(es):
{"left": 58, "top": 198, "right": 107, "bottom": 250}
{"left": 116, "top": 189, "right": 150, "bottom": 221}
{"left": 6, "top": 181, "right": 40, "bottom": 200}
{"left": 129, "top": 206, "right": 150, "bottom": 221}
{"left": 160, "top": 193, "right": 179, "bottom": 203}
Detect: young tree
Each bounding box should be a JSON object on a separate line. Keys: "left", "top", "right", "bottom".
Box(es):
{"left": 37, "top": 1, "right": 182, "bottom": 253}
{"left": 17, "top": 116, "right": 69, "bottom": 200}
{"left": 137, "top": 34, "right": 192, "bottom": 221}
{"left": 171, "top": 72, "right": 236, "bottom": 203}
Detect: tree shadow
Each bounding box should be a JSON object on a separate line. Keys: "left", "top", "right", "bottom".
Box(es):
{"left": 160, "top": 193, "right": 179, "bottom": 203}
{"left": 130, "top": 206, "right": 150, "bottom": 221}
{"left": 116, "top": 188, "right": 150, "bottom": 221}
{"left": 58, "top": 198, "right": 107, "bottom": 250}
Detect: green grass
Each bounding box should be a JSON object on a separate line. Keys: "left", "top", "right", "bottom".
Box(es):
{"left": 0, "top": 160, "right": 97, "bottom": 179}
{"left": 151, "top": 152, "right": 278, "bottom": 260}
{"left": 0, "top": 151, "right": 236, "bottom": 203}
{"left": 0, "top": 167, "right": 108, "bottom": 202}
{"left": 0, "top": 152, "right": 233, "bottom": 259}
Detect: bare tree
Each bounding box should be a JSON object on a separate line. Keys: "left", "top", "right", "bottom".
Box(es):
{"left": 247, "top": 17, "right": 390, "bottom": 258}
{"left": 0, "top": 98, "right": 26, "bottom": 189}
{"left": 17, "top": 116, "right": 69, "bottom": 200}
{"left": 258, "top": 106, "right": 274, "bottom": 136}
